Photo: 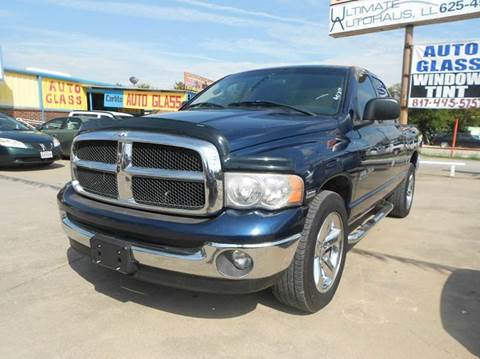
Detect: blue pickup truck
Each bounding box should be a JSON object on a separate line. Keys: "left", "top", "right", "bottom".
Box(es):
{"left": 58, "top": 66, "right": 420, "bottom": 313}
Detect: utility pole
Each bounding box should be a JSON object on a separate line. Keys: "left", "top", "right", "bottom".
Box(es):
{"left": 399, "top": 25, "right": 414, "bottom": 125}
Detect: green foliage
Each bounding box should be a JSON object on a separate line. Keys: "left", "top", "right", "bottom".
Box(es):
{"left": 174, "top": 81, "right": 186, "bottom": 90}
{"left": 136, "top": 82, "right": 152, "bottom": 89}
{"left": 388, "top": 84, "right": 401, "bottom": 101}
{"left": 409, "top": 108, "right": 480, "bottom": 143}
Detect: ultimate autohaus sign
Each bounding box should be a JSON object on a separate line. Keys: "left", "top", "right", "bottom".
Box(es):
{"left": 329, "top": 0, "right": 480, "bottom": 37}
{"left": 409, "top": 40, "right": 480, "bottom": 109}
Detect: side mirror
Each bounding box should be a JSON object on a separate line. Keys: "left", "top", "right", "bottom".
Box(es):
{"left": 35, "top": 124, "right": 43, "bottom": 131}
{"left": 363, "top": 98, "right": 400, "bottom": 122}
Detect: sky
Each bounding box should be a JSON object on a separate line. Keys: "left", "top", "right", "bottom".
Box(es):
{"left": 0, "top": 0, "right": 479, "bottom": 89}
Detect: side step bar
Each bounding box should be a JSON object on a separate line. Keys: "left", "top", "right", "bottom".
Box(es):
{"left": 348, "top": 201, "right": 394, "bottom": 245}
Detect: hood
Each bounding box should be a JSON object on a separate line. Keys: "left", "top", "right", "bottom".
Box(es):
{"left": 0, "top": 130, "right": 54, "bottom": 145}
{"left": 147, "top": 109, "right": 338, "bottom": 152}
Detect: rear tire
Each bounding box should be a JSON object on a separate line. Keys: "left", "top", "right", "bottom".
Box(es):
{"left": 273, "top": 191, "right": 348, "bottom": 313}
{"left": 388, "top": 163, "right": 416, "bottom": 218}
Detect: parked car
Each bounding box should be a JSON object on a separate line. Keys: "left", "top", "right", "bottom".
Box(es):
{"left": 69, "top": 110, "right": 134, "bottom": 119}
{"left": 38, "top": 116, "right": 120, "bottom": 158}
{"left": 0, "top": 113, "right": 61, "bottom": 167}
{"left": 58, "top": 66, "right": 420, "bottom": 313}
{"left": 431, "top": 132, "right": 480, "bottom": 148}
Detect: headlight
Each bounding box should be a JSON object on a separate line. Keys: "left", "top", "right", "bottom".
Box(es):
{"left": 225, "top": 173, "right": 304, "bottom": 210}
{"left": 0, "top": 138, "right": 28, "bottom": 149}
{"left": 53, "top": 137, "right": 61, "bottom": 147}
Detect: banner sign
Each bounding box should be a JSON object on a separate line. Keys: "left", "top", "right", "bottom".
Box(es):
{"left": 42, "top": 78, "right": 88, "bottom": 110}
{"left": 409, "top": 41, "right": 480, "bottom": 109}
{"left": 104, "top": 90, "right": 124, "bottom": 108}
{"left": 184, "top": 72, "right": 213, "bottom": 92}
{"left": 329, "top": 0, "right": 480, "bottom": 38}
{"left": 123, "top": 90, "right": 186, "bottom": 111}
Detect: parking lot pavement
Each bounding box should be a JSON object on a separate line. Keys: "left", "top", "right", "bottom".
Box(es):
{"left": 420, "top": 156, "right": 480, "bottom": 178}
{"left": 0, "top": 164, "right": 479, "bottom": 358}
{"left": 0, "top": 160, "right": 71, "bottom": 189}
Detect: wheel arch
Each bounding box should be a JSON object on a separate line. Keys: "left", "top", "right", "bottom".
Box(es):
{"left": 410, "top": 151, "right": 419, "bottom": 167}
{"left": 317, "top": 174, "right": 352, "bottom": 214}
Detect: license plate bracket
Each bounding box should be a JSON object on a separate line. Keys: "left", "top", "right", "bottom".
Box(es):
{"left": 90, "top": 235, "right": 137, "bottom": 274}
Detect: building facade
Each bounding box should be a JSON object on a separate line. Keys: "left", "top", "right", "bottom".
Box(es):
{"left": 0, "top": 67, "right": 193, "bottom": 124}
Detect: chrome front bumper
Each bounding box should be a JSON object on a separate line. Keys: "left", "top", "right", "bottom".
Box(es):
{"left": 61, "top": 213, "right": 301, "bottom": 280}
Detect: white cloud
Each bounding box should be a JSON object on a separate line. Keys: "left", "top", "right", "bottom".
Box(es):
{"left": 0, "top": 9, "right": 13, "bottom": 17}
{"left": 201, "top": 38, "right": 304, "bottom": 59}
{"left": 2, "top": 26, "right": 277, "bottom": 87}
{"left": 44, "top": 0, "right": 265, "bottom": 27}
{"left": 5, "top": 1, "right": 439, "bottom": 87}
{"left": 174, "top": 0, "right": 318, "bottom": 26}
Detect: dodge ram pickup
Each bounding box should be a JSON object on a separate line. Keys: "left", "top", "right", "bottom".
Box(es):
{"left": 58, "top": 66, "right": 420, "bottom": 313}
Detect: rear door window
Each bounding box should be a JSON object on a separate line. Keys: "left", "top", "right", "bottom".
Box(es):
{"left": 43, "top": 118, "right": 66, "bottom": 130}
{"left": 64, "top": 118, "right": 83, "bottom": 130}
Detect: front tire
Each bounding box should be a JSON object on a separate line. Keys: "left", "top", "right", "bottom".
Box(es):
{"left": 273, "top": 191, "right": 348, "bottom": 313}
{"left": 388, "top": 163, "right": 416, "bottom": 218}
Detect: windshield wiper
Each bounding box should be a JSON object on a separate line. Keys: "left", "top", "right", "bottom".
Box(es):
{"left": 227, "top": 100, "right": 315, "bottom": 116}
{"left": 186, "top": 102, "right": 225, "bottom": 110}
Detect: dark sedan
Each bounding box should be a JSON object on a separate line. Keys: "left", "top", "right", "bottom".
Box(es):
{"left": 0, "top": 114, "right": 61, "bottom": 167}
{"left": 431, "top": 132, "right": 480, "bottom": 149}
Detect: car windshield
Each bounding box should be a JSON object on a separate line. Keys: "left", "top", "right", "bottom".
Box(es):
{"left": 0, "top": 115, "right": 31, "bottom": 131}
{"left": 186, "top": 67, "right": 347, "bottom": 116}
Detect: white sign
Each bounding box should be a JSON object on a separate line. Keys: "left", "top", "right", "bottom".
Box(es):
{"left": 409, "top": 40, "right": 480, "bottom": 109}
{"left": 0, "top": 47, "right": 4, "bottom": 82}
{"left": 329, "top": 0, "right": 480, "bottom": 38}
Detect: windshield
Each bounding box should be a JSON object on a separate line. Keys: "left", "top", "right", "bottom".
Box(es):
{"left": 0, "top": 115, "right": 31, "bottom": 131}
{"left": 187, "top": 67, "right": 347, "bottom": 116}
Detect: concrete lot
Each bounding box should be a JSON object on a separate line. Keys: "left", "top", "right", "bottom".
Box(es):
{"left": 0, "top": 160, "right": 479, "bottom": 358}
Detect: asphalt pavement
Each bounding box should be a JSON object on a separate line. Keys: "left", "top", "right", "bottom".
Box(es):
{"left": 0, "top": 160, "right": 479, "bottom": 358}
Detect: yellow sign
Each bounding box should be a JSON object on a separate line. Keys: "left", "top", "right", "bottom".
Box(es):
{"left": 42, "top": 78, "right": 88, "bottom": 110}
{"left": 123, "top": 90, "right": 185, "bottom": 111}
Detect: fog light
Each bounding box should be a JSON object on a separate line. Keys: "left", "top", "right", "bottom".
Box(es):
{"left": 232, "top": 250, "right": 252, "bottom": 270}
{"left": 216, "top": 250, "right": 254, "bottom": 278}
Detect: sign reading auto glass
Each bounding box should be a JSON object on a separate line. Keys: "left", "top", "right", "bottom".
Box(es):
{"left": 409, "top": 41, "right": 480, "bottom": 109}
{"left": 123, "top": 90, "right": 186, "bottom": 111}
{"left": 41, "top": 78, "right": 88, "bottom": 110}
{"left": 329, "top": 0, "right": 480, "bottom": 38}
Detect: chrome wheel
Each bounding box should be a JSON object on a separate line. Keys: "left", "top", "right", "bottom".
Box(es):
{"left": 406, "top": 173, "right": 415, "bottom": 209}
{"left": 313, "top": 212, "right": 344, "bottom": 293}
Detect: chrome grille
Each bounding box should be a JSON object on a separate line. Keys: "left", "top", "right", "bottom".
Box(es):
{"left": 71, "top": 131, "right": 223, "bottom": 216}
{"left": 132, "top": 177, "right": 205, "bottom": 209}
{"left": 75, "top": 140, "right": 117, "bottom": 164}
{"left": 32, "top": 142, "right": 53, "bottom": 151}
{"left": 76, "top": 168, "right": 118, "bottom": 199}
{"left": 132, "top": 142, "right": 202, "bottom": 171}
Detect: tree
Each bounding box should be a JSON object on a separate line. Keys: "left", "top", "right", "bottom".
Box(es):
{"left": 387, "top": 83, "right": 480, "bottom": 143}
{"left": 136, "top": 82, "right": 152, "bottom": 89}
{"left": 388, "top": 83, "right": 401, "bottom": 101}
{"left": 174, "top": 81, "right": 186, "bottom": 90}
{"left": 409, "top": 108, "right": 480, "bottom": 143}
